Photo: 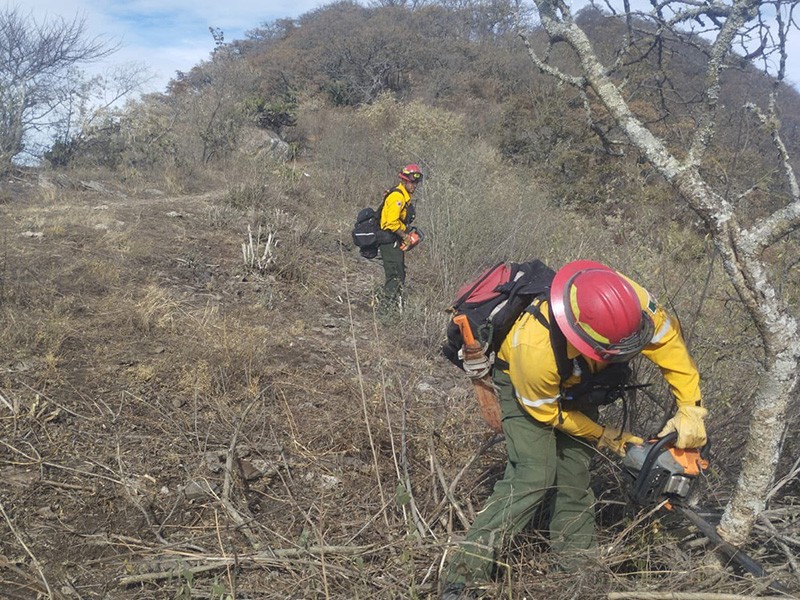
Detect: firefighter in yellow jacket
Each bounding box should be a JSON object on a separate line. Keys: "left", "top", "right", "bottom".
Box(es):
{"left": 378, "top": 164, "right": 423, "bottom": 312}
{"left": 441, "top": 260, "right": 707, "bottom": 599}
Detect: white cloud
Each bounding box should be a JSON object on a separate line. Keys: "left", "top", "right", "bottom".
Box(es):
{"left": 26, "top": 0, "right": 326, "bottom": 94}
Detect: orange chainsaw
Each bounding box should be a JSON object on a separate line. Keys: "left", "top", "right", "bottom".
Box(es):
{"left": 399, "top": 227, "right": 423, "bottom": 251}
{"left": 622, "top": 431, "right": 709, "bottom": 507}
{"left": 623, "top": 432, "right": 788, "bottom": 593}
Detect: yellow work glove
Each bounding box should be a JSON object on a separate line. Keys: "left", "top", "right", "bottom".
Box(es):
{"left": 658, "top": 405, "right": 708, "bottom": 448}
{"left": 597, "top": 426, "right": 644, "bottom": 457}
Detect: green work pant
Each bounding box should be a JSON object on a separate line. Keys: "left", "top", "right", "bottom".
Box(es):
{"left": 444, "top": 369, "right": 597, "bottom": 585}
{"left": 378, "top": 241, "right": 405, "bottom": 308}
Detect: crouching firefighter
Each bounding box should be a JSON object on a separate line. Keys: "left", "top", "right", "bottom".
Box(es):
{"left": 377, "top": 163, "right": 424, "bottom": 314}
{"left": 441, "top": 260, "right": 708, "bottom": 599}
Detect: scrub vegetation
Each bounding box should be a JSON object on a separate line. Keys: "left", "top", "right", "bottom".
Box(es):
{"left": 1, "top": 1, "right": 799, "bottom": 598}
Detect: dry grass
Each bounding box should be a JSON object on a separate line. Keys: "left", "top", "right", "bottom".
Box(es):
{"left": 0, "top": 151, "right": 797, "bottom": 600}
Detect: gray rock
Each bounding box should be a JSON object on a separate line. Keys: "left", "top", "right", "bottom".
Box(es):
{"left": 182, "top": 480, "right": 218, "bottom": 500}
{"left": 239, "top": 127, "right": 290, "bottom": 162}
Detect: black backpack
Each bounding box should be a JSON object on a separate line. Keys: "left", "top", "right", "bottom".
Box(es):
{"left": 351, "top": 187, "right": 410, "bottom": 259}
{"left": 443, "top": 260, "right": 561, "bottom": 367}
{"left": 443, "top": 259, "right": 636, "bottom": 407}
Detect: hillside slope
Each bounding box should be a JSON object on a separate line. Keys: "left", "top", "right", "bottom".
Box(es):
{"left": 1, "top": 174, "right": 796, "bottom": 599}
{"left": 1, "top": 175, "right": 485, "bottom": 599}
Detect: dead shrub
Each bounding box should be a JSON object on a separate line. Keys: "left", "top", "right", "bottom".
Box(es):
{"left": 239, "top": 207, "right": 318, "bottom": 285}
{"left": 130, "top": 284, "right": 182, "bottom": 334}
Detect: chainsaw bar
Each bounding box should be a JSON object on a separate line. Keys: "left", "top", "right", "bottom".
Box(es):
{"left": 675, "top": 504, "right": 790, "bottom": 594}
{"left": 622, "top": 432, "right": 790, "bottom": 594}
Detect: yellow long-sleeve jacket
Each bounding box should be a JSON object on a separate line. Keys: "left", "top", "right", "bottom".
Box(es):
{"left": 380, "top": 184, "right": 412, "bottom": 234}
{"left": 497, "top": 277, "right": 701, "bottom": 441}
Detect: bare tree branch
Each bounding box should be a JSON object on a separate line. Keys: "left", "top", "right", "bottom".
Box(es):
{"left": 522, "top": 0, "right": 800, "bottom": 548}
{"left": 0, "top": 4, "right": 119, "bottom": 169}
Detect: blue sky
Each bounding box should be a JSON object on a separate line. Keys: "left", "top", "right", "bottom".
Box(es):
{"left": 27, "top": 0, "right": 800, "bottom": 94}
{"left": 29, "top": 0, "right": 327, "bottom": 94}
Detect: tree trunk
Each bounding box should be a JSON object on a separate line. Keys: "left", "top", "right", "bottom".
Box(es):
{"left": 718, "top": 335, "right": 799, "bottom": 544}
{"left": 527, "top": 0, "right": 800, "bottom": 544}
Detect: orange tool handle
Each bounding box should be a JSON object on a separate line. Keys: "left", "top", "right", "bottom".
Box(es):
{"left": 453, "top": 314, "right": 477, "bottom": 346}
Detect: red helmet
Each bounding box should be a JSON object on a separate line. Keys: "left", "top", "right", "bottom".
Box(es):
{"left": 550, "top": 260, "right": 654, "bottom": 363}
{"left": 399, "top": 164, "right": 423, "bottom": 183}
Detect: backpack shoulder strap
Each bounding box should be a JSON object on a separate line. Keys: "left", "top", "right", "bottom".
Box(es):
{"left": 383, "top": 186, "right": 402, "bottom": 202}
{"left": 525, "top": 299, "right": 573, "bottom": 385}
{"left": 378, "top": 186, "right": 401, "bottom": 216}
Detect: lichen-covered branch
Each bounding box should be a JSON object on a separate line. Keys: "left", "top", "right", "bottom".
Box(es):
{"left": 524, "top": 0, "right": 800, "bottom": 548}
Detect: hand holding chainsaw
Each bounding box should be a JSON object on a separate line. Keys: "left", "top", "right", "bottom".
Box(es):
{"left": 658, "top": 404, "right": 708, "bottom": 448}
{"left": 399, "top": 227, "right": 423, "bottom": 251}
{"left": 597, "top": 426, "right": 644, "bottom": 457}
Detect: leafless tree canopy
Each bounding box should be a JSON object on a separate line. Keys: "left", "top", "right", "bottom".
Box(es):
{"left": 517, "top": 0, "right": 800, "bottom": 546}
{"left": 0, "top": 4, "right": 117, "bottom": 171}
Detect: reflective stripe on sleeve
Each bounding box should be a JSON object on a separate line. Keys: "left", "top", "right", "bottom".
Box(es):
{"left": 517, "top": 393, "right": 559, "bottom": 408}
{"left": 651, "top": 315, "right": 672, "bottom": 343}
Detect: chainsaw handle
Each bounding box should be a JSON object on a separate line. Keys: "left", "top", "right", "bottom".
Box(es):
{"left": 649, "top": 431, "right": 678, "bottom": 449}
{"left": 631, "top": 432, "right": 678, "bottom": 500}
{"left": 700, "top": 437, "right": 712, "bottom": 461}
{"left": 453, "top": 314, "right": 477, "bottom": 347}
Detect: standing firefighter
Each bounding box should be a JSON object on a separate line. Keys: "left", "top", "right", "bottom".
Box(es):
{"left": 377, "top": 163, "right": 424, "bottom": 313}
{"left": 441, "top": 260, "right": 707, "bottom": 599}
